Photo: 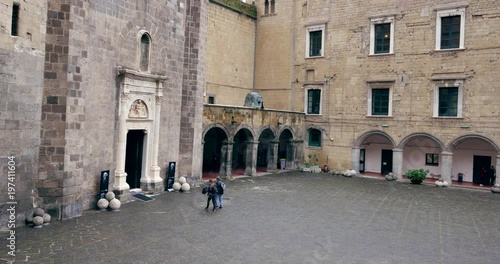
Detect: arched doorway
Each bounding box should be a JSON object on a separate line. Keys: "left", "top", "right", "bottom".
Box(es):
{"left": 449, "top": 135, "right": 499, "bottom": 186}
{"left": 398, "top": 133, "right": 445, "bottom": 178}
{"left": 354, "top": 130, "right": 396, "bottom": 175}
{"left": 232, "top": 128, "right": 255, "bottom": 175}
{"left": 202, "top": 127, "right": 228, "bottom": 179}
{"left": 257, "top": 128, "right": 276, "bottom": 172}
{"left": 278, "top": 129, "right": 293, "bottom": 169}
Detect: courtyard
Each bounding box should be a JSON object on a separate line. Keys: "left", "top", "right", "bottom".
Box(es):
{"left": 1, "top": 172, "right": 500, "bottom": 264}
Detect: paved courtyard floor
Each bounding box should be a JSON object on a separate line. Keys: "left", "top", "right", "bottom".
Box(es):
{"left": 1, "top": 172, "right": 500, "bottom": 264}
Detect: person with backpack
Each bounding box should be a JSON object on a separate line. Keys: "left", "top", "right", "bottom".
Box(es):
{"left": 203, "top": 179, "right": 218, "bottom": 211}
{"left": 215, "top": 176, "right": 225, "bottom": 209}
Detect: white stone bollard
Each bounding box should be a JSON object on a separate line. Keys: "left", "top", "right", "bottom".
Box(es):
{"left": 109, "top": 198, "right": 121, "bottom": 211}
{"left": 105, "top": 192, "right": 115, "bottom": 201}
{"left": 97, "top": 198, "right": 109, "bottom": 210}
{"left": 173, "top": 182, "right": 182, "bottom": 191}
{"left": 181, "top": 183, "right": 191, "bottom": 192}
{"left": 179, "top": 176, "right": 187, "bottom": 184}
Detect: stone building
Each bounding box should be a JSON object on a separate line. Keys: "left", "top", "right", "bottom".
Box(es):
{"left": 1, "top": 0, "right": 207, "bottom": 227}
{"left": 249, "top": 0, "right": 500, "bottom": 184}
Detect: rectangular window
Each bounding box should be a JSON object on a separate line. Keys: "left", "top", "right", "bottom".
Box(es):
{"left": 306, "top": 25, "right": 325, "bottom": 58}
{"left": 440, "top": 15, "right": 461, "bottom": 49}
{"left": 369, "top": 16, "right": 394, "bottom": 55}
{"left": 11, "top": 3, "right": 20, "bottom": 36}
{"left": 309, "top": 31, "right": 322, "bottom": 57}
{"left": 435, "top": 7, "right": 466, "bottom": 50}
{"left": 426, "top": 153, "right": 439, "bottom": 166}
{"left": 307, "top": 89, "right": 321, "bottom": 114}
{"left": 374, "top": 23, "right": 391, "bottom": 54}
{"left": 208, "top": 96, "right": 215, "bottom": 104}
{"left": 309, "top": 129, "right": 321, "bottom": 147}
{"left": 438, "top": 87, "right": 458, "bottom": 117}
{"left": 371, "top": 88, "right": 389, "bottom": 116}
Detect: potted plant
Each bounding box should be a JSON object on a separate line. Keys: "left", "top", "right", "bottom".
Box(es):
{"left": 303, "top": 154, "right": 320, "bottom": 173}
{"left": 405, "top": 169, "right": 428, "bottom": 184}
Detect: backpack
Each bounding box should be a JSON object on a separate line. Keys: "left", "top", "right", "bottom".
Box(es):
{"left": 202, "top": 186, "right": 208, "bottom": 194}
{"left": 220, "top": 182, "right": 226, "bottom": 190}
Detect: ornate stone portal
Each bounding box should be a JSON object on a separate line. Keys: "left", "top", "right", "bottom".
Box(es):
{"left": 114, "top": 67, "right": 168, "bottom": 201}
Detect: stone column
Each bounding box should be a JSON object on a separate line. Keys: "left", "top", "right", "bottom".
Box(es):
{"left": 146, "top": 93, "right": 163, "bottom": 192}
{"left": 222, "top": 141, "right": 234, "bottom": 179}
{"left": 113, "top": 92, "right": 131, "bottom": 200}
{"left": 267, "top": 140, "right": 279, "bottom": 172}
{"left": 351, "top": 147, "right": 360, "bottom": 173}
{"left": 441, "top": 151, "right": 453, "bottom": 186}
{"left": 392, "top": 148, "right": 403, "bottom": 180}
{"left": 246, "top": 141, "right": 259, "bottom": 176}
{"left": 289, "top": 140, "right": 303, "bottom": 170}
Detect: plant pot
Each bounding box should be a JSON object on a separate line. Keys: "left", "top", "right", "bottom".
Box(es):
{"left": 410, "top": 179, "right": 423, "bottom": 184}
{"left": 302, "top": 167, "right": 312, "bottom": 172}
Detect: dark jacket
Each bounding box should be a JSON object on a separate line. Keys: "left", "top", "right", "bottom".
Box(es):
{"left": 216, "top": 181, "right": 224, "bottom": 195}
{"left": 207, "top": 185, "right": 218, "bottom": 198}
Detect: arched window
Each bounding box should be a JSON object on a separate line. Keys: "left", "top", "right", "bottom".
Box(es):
{"left": 308, "top": 129, "right": 322, "bottom": 147}
{"left": 270, "top": 0, "right": 275, "bottom": 14}
{"left": 140, "top": 33, "right": 150, "bottom": 72}
{"left": 264, "top": 0, "right": 269, "bottom": 15}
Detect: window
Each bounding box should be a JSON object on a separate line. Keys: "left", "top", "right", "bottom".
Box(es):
{"left": 11, "top": 3, "right": 20, "bottom": 36}
{"left": 140, "top": 33, "right": 151, "bottom": 72}
{"left": 435, "top": 7, "right": 465, "bottom": 50}
{"left": 306, "top": 25, "right": 325, "bottom": 58}
{"left": 264, "top": 0, "right": 269, "bottom": 15}
{"left": 306, "top": 89, "right": 321, "bottom": 115}
{"left": 426, "top": 153, "right": 439, "bottom": 166}
{"left": 432, "top": 79, "right": 463, "bottom": 118}
{"left": 270, "top": 0, "right": 275, "bottom": 14}
{"left": 367, "top": 82, "right": 393, "bottom": 116}
{"left": 371, "top": 89, "right": 389, "bottom": 115}
{"left": 438, "top": 87, "right": 458, "bottom": 117}
{"left": 208, "top": 95, "right": 215, "bottom": 104}
{"left": 309, "top": 129, "right": 321, "bottom": 147}
{"left": 369, "top": 16, "right": 394, "bottom": 55}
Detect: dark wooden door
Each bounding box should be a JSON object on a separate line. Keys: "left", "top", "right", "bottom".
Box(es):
{"left": 359, "top": 149, "right": 366, "bottom": 173}
{"left": 381, "top": 149, "right": 393, "bottom": 175}
{"left": 125, "top": 130, "right": 144, "bottom": 189}
{"left": 473, "top": 155, "right": 491, "bottom": 185}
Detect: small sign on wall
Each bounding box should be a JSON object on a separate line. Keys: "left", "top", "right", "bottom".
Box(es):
{"left": 99, "top": 170, "right": 110, "bottom": 199}
{"left": 166, "top": 162, "right": 176, "bottom": 190}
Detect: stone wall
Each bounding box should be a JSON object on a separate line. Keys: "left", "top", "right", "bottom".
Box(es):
{"left": 253, "top": 0, "right": 500, "bottom": 173}
{"left": 0, "top": 0, "right": 47, "bottom": 228}
{"left": 205, "top": 1, "right": 256, "bottom": 106}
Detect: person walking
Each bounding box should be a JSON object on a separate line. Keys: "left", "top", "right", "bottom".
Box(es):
{"left": 205, "top": 179, "right": 218, "bottom": 211}
{"left": 489, "top": 165, "right": 496, "bottom": 186}
{"left": 215, "top": 176, "right": 225, "bottom": 209}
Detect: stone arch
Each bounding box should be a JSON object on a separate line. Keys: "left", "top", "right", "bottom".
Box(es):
{"left": 202, "top": 123, "right": 230, "bottom": 140}
{"left": 257, "top": 125, "right": 277, "bottom": 140}
{"left": 233, "top": 124, "right": 257, "bottom": 141}
{"left": 447, "top": 134, "right": 500, "bottom": 153}
{"left": 277, "top": 126, "right": 295, "bottom": 140}
{"left": 353, "top": 130, "right": 397, "bottom": 148}
{"left": 397, "top": 132, "right": 446, "bottom": 150}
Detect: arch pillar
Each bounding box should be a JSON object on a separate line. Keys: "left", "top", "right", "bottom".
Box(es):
{"left": 496, "top": 154, "right": 500, "bottom": 185}
{"left": 268, "top": 140, "right": 279, "bottom": 172}
{"left": 220, "top": 141, "right": 233, "bottom": 179}
{"left": 392, "top": 148, "right": 403, "bottom": 180}
{"left": 351, "top": 146, "right": 361, "bottom": 173}
{"left": 113, "top": 93, "right": 131, "bottom": 201}
{"left": 246, "top": 141, "right": 259, "bottom": 176}
{"left": 289, "top": 140, "right": 303, "bottom": 170}
{"left": 441, "top": 151, "right": 453, "bottom": 186}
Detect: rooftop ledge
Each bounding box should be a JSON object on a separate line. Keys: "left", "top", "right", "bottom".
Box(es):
{"left": 203, "top": 104, "right": 305, "bottom": 115}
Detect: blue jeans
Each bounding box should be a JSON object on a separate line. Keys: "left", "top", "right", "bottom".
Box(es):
{"left": 215, "top": 194, "right": 223, "bottom": 208}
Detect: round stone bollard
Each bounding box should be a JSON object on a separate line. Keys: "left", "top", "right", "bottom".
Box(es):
{"left": 34, "top": 207, "right": 45, "bottom": 217}
{"left": 172, "top": 182, "right": 181, "bottom": 191}
{"left": 97, "top": 198, "right": 109, "bottom": 211}
{"left": 436, "top": 181, "right": 444, "bottom": 187}
{"left": 109, "top": 198, "right": 121, "bottom": 211}
{"left": 442, "top": 181, "right": 449, "bottom": 187}
{"left": 33, "top": 216, "right": 44, "bottom": 228}
{"left": 42, "top": 213, "right": 51, "bottom": 225}
{"left": 491, "top": 184, "right": 500, "bottom": 193}
{"left": 181, "top": 183, "right": 191, "bottom": 192}
{"left": 105, "top": 192, "right": 115, "bottom": 201}
{"left": 26, "top": 214, "right": 34, "bottom": 227}
{"left": 179, "top": 176, "right": 187, "bottom": 184}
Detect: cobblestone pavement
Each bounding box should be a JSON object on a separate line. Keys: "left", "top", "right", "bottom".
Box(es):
{"left": 1, "top": 172, "right": 500, "bottom": 264}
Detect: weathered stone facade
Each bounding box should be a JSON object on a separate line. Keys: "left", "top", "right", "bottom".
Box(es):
{"left": 0, "top": 0, "right": 47, "bottom": 228}
{"left": 251, "top": 0, "right": 500, "bottom": 184}
{"left": 205, "top": 0, "right": 256, "bottom": 105}
{"left": 1, "top": 0, "right": 208, "bottom": 227}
